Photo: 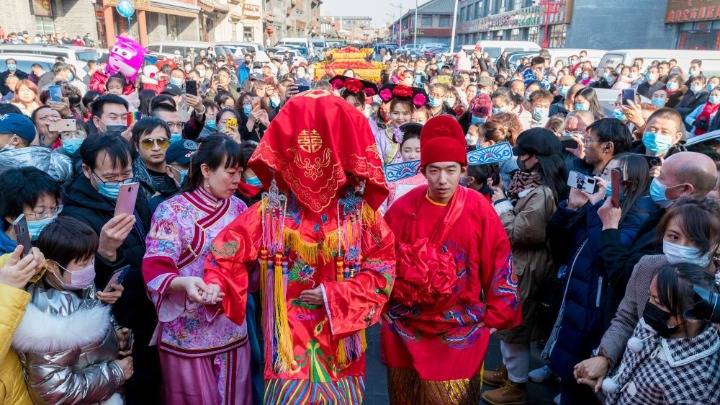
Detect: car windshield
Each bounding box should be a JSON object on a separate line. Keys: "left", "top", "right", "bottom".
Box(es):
{"left": 484, "top": 47, "right": 502, "bottom": 58}
{"left": 75, "top": 49, "right": 100, "bottom": 61}
{"left": 0, "top": 59, "right": 52, "bottom": 73}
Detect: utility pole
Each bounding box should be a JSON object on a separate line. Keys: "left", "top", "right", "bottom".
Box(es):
{"left": 449, "top": 0, "right": 459, "bottom": 52}
{"left": 413, "top": 0, "right": 418, "bottom": 47}
{"left": 390, "top": 2, "right": 403, "bottom": 47}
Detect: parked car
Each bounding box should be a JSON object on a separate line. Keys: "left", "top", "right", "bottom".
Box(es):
{"left": 0, "top": 44, "right": 99, "bottom": 79}
{"left": 597, "top": 49, "right": 720, "bottom": 76}
{"left": 146, "top": 41, "right": 234, "bottom": 61}
{"left": 0, "top": 53, "right": 55, "bottom": 76}
{"left": 461, "top": 40, "right": 541, "bottom": 62}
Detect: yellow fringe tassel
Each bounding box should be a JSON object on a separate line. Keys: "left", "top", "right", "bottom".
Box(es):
{"left": 336, "top": 338, "right": 348, "bottom": 368}
{"left": 273, "top": 254, "right": 295, "bottom": 373}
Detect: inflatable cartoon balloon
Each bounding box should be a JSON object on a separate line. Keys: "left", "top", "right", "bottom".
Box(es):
{"left": 116, "top": 0, "right": 135, "bottom": 19}
{"left": 89, "top": 35, "right": 146, "bottom": 94}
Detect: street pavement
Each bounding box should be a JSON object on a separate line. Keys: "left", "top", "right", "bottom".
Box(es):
{"left": 364, "top": 325, "right": 558, "bottom": 405}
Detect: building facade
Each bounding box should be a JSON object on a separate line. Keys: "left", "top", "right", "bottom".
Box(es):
{"left": 454, "top": 0, "right": 717, "bottom": 50}
{"left": 263, "top": 0, "right": 321, "bottom": 45}
{"left": 213, "top": 0, "right": 263, "bottom": 43}
{"left": 319, "top": 16, "right": 372, "bottom": 42}
{"left": 388, "top": 0, "right": 454, "bottom": 47}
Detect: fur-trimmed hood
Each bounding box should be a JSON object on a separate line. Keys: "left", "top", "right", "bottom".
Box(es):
{"left": 12, "top": 301, "right": 112, "bottom": 353}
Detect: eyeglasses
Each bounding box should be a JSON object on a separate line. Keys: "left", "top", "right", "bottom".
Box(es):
{"left": 167, "top": 122, "right": 185, "bottom": 131}
{"left": 140, "top": 137, "right": 170, "bottom": 151}
{"left": 25, "top": 205, "right": 63, "bottom": 221}
{"left": 92, "top": 171, "right": 134, "bottom": 184}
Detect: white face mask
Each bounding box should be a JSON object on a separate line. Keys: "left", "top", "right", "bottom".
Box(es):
{"left": 663, "top": 240, "right": 712, "bottom": 268}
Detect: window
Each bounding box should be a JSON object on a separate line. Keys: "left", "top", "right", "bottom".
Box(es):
{"left": 422, "top": 15, "right": 433, "bottom": 27}
{"left": 439, "top": 15, "right": 451, "bottom": 27}
{"left": 474, "top": 2, "right": 480, "bottom": 19}
{"left": 243, "top": 26, "right": 254, "bottom": 42}
{"left": 460, "top": 6, "right": 466, "bottom": 21}
{"left": 34, "top": 16, "right": 55, "bottom": 35}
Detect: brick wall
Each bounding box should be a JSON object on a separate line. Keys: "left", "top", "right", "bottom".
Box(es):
{"left": 0, "top": 1, "right": 36, "bottom": 34}
{"left": 52, "top": 0, "right": 99, "bottom": 40}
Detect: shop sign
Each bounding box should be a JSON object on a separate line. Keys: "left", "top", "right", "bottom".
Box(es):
{"left": 243, "top": 2, "right": 261, "bottom": 18}
{"left": 30, "top": 0, "right": 52, "bottom": 17}
{"left": 666, "top": 0, "right": 720, "bottom": 23}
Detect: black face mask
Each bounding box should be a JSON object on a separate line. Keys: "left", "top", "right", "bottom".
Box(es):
{"left": 643, "top": 301, "right": 679, "bottom": 338}
{"left": 517, "top": 156, "right": 537, "bottom": 173}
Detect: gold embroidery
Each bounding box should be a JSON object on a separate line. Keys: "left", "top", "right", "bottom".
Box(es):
{"left": 294, "top": 148, "right": 332, "bottom": 180}
{"left": 297, "top": 129, "right": 323, "bottom": 153}
{"left": 302, "top": 89, "right": 332, "bottom": 99}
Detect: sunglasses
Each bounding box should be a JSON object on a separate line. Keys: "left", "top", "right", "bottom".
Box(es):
{"left": 140, "top": 137, "right": 170, "bottom": 151}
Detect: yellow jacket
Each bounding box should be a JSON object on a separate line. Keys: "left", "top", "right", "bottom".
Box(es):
{"left": 0, "top": 253, "right": 32, "bottom": 405}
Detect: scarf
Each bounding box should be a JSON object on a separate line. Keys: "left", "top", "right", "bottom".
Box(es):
{"left": 695, "top": 101, "right": 720, "bottom": 135}
{"left": 507, "top": 170, "right": 543, "bottom": 201}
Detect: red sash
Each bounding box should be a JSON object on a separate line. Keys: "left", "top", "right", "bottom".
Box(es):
{"left": 393, "top": 186, "right": 467, "bottom": 307}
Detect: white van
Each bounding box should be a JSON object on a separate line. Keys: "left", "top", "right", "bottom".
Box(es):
{"left": 0, "top": 44, "right": 98, "bottom": 79}
{"left": 546, "top": 48, "right": 606, "bottom": 67}
{"left": 598, "top": 49, "right": 720, "bottom": 76}
{"left": 462, "top": 40, "right": 541, "bottom": 61}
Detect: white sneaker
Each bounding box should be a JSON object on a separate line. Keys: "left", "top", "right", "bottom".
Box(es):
{"left": 553, "top": 393, "right": 561, "bottom": 405}
{"left": 528, "top": 365, "right": 553, "bottom": 383}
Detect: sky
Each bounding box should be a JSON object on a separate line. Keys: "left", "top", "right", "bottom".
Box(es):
{"left": 320, "top": 0, "right": 429, "bottom": 27}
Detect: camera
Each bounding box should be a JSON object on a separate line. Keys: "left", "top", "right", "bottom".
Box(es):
{"left": 686, "top": 285, "right": 720, "bottom": 323}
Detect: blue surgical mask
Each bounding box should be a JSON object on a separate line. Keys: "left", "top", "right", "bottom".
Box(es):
{"left": 471, "top": 115, "right": 486, "bottom": 125}
{"left": 709, "top": 95, "right": 720, "bottom": 105}
{"left": 270, "top": 97, "right": 280, "bottom": 108}
{"left": 651, "top": 97, "right": 665, "bottom": 108}
{"left": 204, "top": 120, "right": 217, "bottom": 130}
{"left": 170, "top": 133, "right": 182, "bottom": 144}
{"left": 613, "top": 109, "right": 627, "bottom": 121}
{"left": 98, "top": 181, "right": 122, "bottom": 200}
{"left": 646, "top": 73, "right": 656, "bottom": 82}
{"left": 643, "top": 131, "right": 673, "bottom": 155}
{"left": 706, "top": 84, "right": 716, "bottom": 92}
{"left": 666, "top": 81, "right": 679, "bottom": 91}
{"left": 67, "top": 73, "right": 74, "bottom": 82}
{"left": 691, "top": 84, "right": 704, "bottom": 93}
{"left": 7, "top": 63, "right": 16, "bottom": 71}
{"left": 444, "top": 98, "right": 456, "bottom": 107}
{"left": 492, "top": 106, "right": 505, "bottom": 115}
{"left": 105, "top": 124, "right": 127, "bottom": 134}
{"left": 169, "top": 77, "right": 184, "bottom": 87}
{"left": 61, "top": 138, "right": 83, "bottom": 154}
{"left": 649, "top": 177, "right": 670, "bottom": 207}
{"left": 532, "top": 107, "right": 549, "bottom": 122}
{"left": 663, "top": 240, "right": 712, "bottom": 267}
{"left": 574, "top": 103, "right": 589, "bottom": 111}
{"left": 559, "top": 86, "right": 570, "bottom": 97}
{"left": 246, "top": 176, "right": 262, "bottom": 187}
{"left": 428, "top": 97, "right": 441, "bottom": 108}
{"left": 242, "top": 104, "right": 253, "bottom": 116}
{"left": 27, "top": 215, "right": 57, "bottom": 240}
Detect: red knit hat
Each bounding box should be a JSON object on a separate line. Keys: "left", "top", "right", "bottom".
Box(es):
{"left": 420, "top": 115, "right": 467, "bottom": 167}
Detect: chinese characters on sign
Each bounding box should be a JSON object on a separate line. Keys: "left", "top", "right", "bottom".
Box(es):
{"left": 666, "top": 0, "right": 720, "bottom": 23}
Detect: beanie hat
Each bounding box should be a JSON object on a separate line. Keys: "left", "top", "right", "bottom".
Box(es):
{"left": 420, "top": 115, "right": 467, "bottom": 167}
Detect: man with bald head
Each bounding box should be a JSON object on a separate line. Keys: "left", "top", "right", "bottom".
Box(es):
{"left": 597, "top": 150, "right": 717, "bottom": 288}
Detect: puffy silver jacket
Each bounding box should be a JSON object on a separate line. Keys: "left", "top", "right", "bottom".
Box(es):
{"left": 0, "top": 146, "right": 73, "bottom": 183}
{"left": 11, "top": 280, "right": 126, "bottom": 404}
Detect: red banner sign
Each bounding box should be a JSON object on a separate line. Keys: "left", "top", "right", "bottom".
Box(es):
{"left": 666, "top": 0, "right": 720, "bottom": 23}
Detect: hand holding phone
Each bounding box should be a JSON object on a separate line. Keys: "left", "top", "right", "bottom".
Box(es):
{"left": 185, "top": 80, "right": 198, "bottom": 96}
{"left": 114, "top": 183, "right": 139, "bottom": 217}
{"left": 621, "top": 88, "right": 636, "bottom": 106}
{"left": 12, "top": 214, "right": 32, "bottom": 258}
{"left": 610, "top": 168, "right": 622, "bottom": 208}
{"left": 567, "top": 170, "right": 599, "bottom": 194}
{"left": 296, "top": 84, "right": 311, "bottom": 93}
{"left": 48, "top": 85, "right": 63, "bottom": 103}
{"left": 48, "top": 119, "right": 77, "bottom": 133}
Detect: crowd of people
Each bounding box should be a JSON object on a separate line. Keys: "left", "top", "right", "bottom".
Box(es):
{"left": 0, "top": 27, "right": 95, "bottom": 47}
{"left": 0, "top": 37, "right": 719, "bottom": 405}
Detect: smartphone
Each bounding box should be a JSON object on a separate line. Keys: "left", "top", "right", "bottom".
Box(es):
{"left": 567, "top": 170, "right": 599, "bottom": 194}
{"left": 251, "top": 96, "right": 261, "bottom": 111}
{"left": 12, "top": 214, "right": 32, "bottom": 257}
{"left": 296, "top": 84, "right": 310, "bottom": 92}
{"left": 610, "top": 168, "right": 622, "bottom": 208}
{"left": 226, "top": 117, "right": 238, "bottom": 132}
{"left": 105, "top": 265, "right": 129, "bottom": 290}
{"left": 114, "top": 182, "right": 139, "bottom": 216}
{"left": 185, "top": 80, "right": 198, "bottom": 96}
{"left": 641, "top": 154, "right": 662, "bottom": 168}
{"left": 621, "top": 88, "right": 636, "bottom": 106}
{"left": 48, "top": 85, "right": 63, "bottom": 103}
{"left": 560, "top": 136, "right": 579, "bottom": 149}
{"left": 48, "top": 119, "right": 77, "bottom": 132}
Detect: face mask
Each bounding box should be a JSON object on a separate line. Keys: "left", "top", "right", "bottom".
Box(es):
{"left": 169, "top": 77, "right": 184, "bottom": 87}
{"left": 646, "top": 73, "right": 656, "bottom": 82}
{"left": 707, "top": 84, "right": 716, "bottom": 92}
{"left": 170, "top": 133, "right": 182, "bottom": 144}
{"left": 574, "top": 103, "right": 589, "bottom": 111}
{"left": 105, "top": 124, "right": 127, "bottom": 134}
{"left": 428, "top": 97, "right": 442, "bottom": 108}
{"left": 532, "top": 107, "right": 549, "bottom": 122}
{"left": 666, "top": 81, "right": 679, "bottom": 91}
{"left": 96, "top": 178, "right": 131, "bottom": 201}
{"left": 581, "top": 73, "right": 589, "bottom": 80}
{"left": 559, "top": 85, "right": 570, "bottom": 97}
{"left": 444, "top": 98, "right": 456, "bottom": 107}
{"left": 663, "top": 240, "right": 712, "bottom": 267}
{"left": 204, "top": 120, "right": 217, "bottom": 130}
{"left": 642, "top": 301, "right": 678, "bottom": 338}
{"left": 690, "top": 69, "right": 699, "bottom": 77}
{"left": 492, "top": 106, "right": 505, "bottom": 115}
{"left": 691, "top": 84, "right": 703, "bottom": 93}
{"left": 67, "top": 73, "right": 74, "bottom": 82}
{"left": 517, "top": 156, "right": 536, "bottom": 173}
{"left": 27, "top": 215, "right": 58, "bottom": 240}
{"left": 179, "top": 169, "right": 188, "bottom": 185}
{"left": 246, "top": 176, "right": 262, "bottom": 187}
{"left": 649, "top": 177, "right": 671, "bottom": 207}
{"left": 296, "top": 72, "right": 306, "bottom": 79}
{"left": 709, "top": 95, "right": 720, "bottom": 105}
{"left": 60, "top": 261, "right": 96, "bottom": 290}
{"left": 643, "top": 131, "right": 673, "bottom": 155}
{"left": 7, "top": 63, "right": 16, "bottom": 71}
{"left": 613, "top": 109, "right": 627, "bottom": 121}
{"left": 270, "top": 97, "right": 280, "bottom": 108}
{"left": 242, "top": 104, "right": 253, "bottom": 116}
{"left": 651, "top": 97, "right": 666, "bottom": 108}
{"left": 465, "top": 133, "right": 478, "bottom": 146}
{"left": 61, "top": 138, "right": 83, "bottom": 154}
{"left": 471, "top": 115, "right": 486, "bottom": 125}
